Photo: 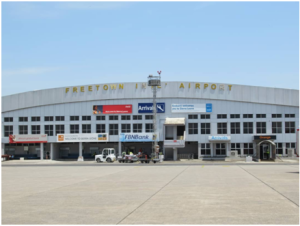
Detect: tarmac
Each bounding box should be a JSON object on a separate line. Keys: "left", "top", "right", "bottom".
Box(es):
{"left": 2, "top": 161, "right": 299, "bottom": 224}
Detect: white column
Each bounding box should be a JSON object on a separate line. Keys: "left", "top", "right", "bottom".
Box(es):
{"left": 118, "top": 141, "right": 121, "bottom": 156}
{"left": 79, "top": 142, "right": 82, "bottom": 156}
{"left": 198, "top": 143, "right": 201, "bottom": 159}
{"left": 50, "top": 143, "right": 53, "bottom": 160}
{"left": 226, "top": 143, "right": 230, "bottom": 157}
{"left": 210, "top": 143, "right": 213, "bottom": 157}
{"left": 2, "top": 143, "right": 5, "bottom": 155}
{"left": 173, "top": 148, "right": 177, "bottom": 161}
{"left": 40, "top": 143, "right": 44, "bottom": 160}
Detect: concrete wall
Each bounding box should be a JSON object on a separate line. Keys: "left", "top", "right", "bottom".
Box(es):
{"left": 2, "top": 82, "right": 299, "bottom": 113}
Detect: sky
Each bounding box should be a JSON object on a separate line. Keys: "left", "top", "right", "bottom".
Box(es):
{"left": 1, "top": 1, "right": 299, "bottom": 96}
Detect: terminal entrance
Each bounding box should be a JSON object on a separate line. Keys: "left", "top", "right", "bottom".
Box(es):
{"left": 260, "top": 143, "right": 271, "bottom": 160}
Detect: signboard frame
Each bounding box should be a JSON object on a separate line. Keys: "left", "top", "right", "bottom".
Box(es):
{"left": 138, "top": 103, "right": 165, "bottom": 113}
{"left": 119, "top": 133, "right": 159, "bottom": 142}
{"left": 57, "top": 133, "right": 109, "bottom": 142}
{"left": 171, "top": 103, "right": 212, "bottom": 113}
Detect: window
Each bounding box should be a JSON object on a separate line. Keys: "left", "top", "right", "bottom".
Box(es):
{"left": 4, "top": 117, "right": 13, "bottom": 122}
{"left": 19, "top": 125, "right": 28, "bottom": 134}
{"left": 285, "top": 114, "right": 295, "bottom": 118}
{"left": 188, "top": 123, "right": 198, "bottom": 134}
{"left": 286, "top": 143, "right": 296, "bottom": 155}
{"left": 216, "top": 143, "right": 226, "bottom": 155}
{"left": 133, "top": 124, "right": 142, "bottom": 133}
{"left": 19, "top": 117, "right": 28, "bottom": 122}
{"left": 201, "top": 114, "right": 210, "bottom": 119}
{"left": 285, "top": 122, "right": 295, "bottom": 133}
{"left": 256, "top": 122, "right": 266, "bottom": 134}
{"left": 217, "top": 114, "right": 227, "bottom": 119}
{"left": 272, "top": 122, "right": 282, "bottom": 133}
{"left": 31, "top": 116, "right": 40, "bottom": 122}
{"left": 133, "top": 115, "right": 142, "bottom": 120}
{"left": 82, "top": 116, "right": 91, "bottom": 121}
{"left": 4, "top": 126, "right": 13, "bottom": 137}
{"left": 96, "top": 116, "right": 105, "bottom": 121}
{"left": 201, "top": 143, "right": 210, "bottom": 155}
{"left": 230, "top": 122, "right": 240, "bottom": 134}
{"left": 96, "top": 124, "right": 106, "bottom": 133}
{"left": 70, "top": 116, "right": 79, "bottom": 121}
{"left": 276, "top": 143, "right": 283, "bottom": 155}
{"left": 121, "top": 115, "right": 131, "bottom": 120}
{"left": 231, "top": 143, "right": 241, "bottom": 155}
{"left": 31, "top": 125, "right": 40, "bottom": 134}
{"left": 146, "top": 124, "right": 153, "bottom": 132}
{"left": 243, "top": 114, "right": 253, "bottom": 118}
{"left": 121, "top": 124, "right": 131, "bottom": 133}
{"left": 45, "top": 116, "right": 53, "bottom": 121}
{"left": 272, "top": 114, "right": 282, "bottom": 118}
{"left": 244, "top": 143, "right": 254, "bottom": 155}
{"left": 109, "top": 124, "right": 118, "bottom": 135}
{"left": 70, "top": 124, "right": 79, "bottom": 133}
{"left": 217, "top": 123, "right": 227, "bottom": 134}
{"left": 56, "top": 116, "right": 65, "bottom": 121}
{"left": 145, "top": 115, "right": 153, "bottom": 120}
{"left": 230, "top": 114, "right": 240, "bottom": 119}
{"left": 243, "top": 122, "right": 253, "bottom": 134}
{"left": 201, "top": 123, "right": 210, "bottom": 134}
{"left": 82, "top": 124, "right": 91, "bottom": 133}
{"left": 55, "top": 125, "right": 64, "bottom": 135}
{"left": 256, "top": 114, "right": 266, "bottom": 118}
{"left": 188, "top": 115, "right": 198, "bottom": 119}
{"left": 44, "top": 125, "right": 53, "bottom": 136}
{"left": 109, "top": 115, "right": 118, "bottom": 120}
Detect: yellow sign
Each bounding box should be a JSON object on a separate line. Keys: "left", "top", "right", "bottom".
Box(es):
{"left": 65, "top": 83, "right": 233, "bottom": 93}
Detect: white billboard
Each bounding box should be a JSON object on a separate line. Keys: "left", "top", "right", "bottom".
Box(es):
{"left": 171, "top": 103, "right": 212, "bottom": 113}
{"left": 119, "top": 133, "right": 158, "bottom": 142}
{"left": 9, "top": 134, "right": 48, "bottom": 143}
{"left": 57, "top": 133, "right": 108, "bottom": 142}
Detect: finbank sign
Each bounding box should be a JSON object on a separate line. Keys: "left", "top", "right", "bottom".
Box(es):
{"left": 64, "top": 82, "right": 233, "bottom": 94}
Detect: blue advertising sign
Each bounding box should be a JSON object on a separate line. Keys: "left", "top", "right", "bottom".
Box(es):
{"left": 119, "top": 133, "right": 159, "bottom": 142}
{"left": 138, "top": 103, "right": 165, "bottom": 113}
{"left": 206, "top": 103, "right": 212, "bottom": 112}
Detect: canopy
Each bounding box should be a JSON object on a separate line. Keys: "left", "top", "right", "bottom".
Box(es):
{"left": 164, "top": 118, "right": 185, "bottom": 125}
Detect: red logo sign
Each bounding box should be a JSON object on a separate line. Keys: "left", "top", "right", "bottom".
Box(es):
{"left": 93, "top": 105, "right": 132, "bottom": 114}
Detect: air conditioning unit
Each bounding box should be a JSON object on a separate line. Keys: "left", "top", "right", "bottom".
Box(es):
{"left": 24, "top": 146, "right": 29, "bottom": 151}
{"left": 230, "top": 150, "right": 238, "bottom": 157}
{"left": 287, "top": 148, "right": 295, "bottom": 158}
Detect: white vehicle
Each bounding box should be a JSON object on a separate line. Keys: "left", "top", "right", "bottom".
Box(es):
{"left": 95, "top": 148, "right": 116, "bottom": 163}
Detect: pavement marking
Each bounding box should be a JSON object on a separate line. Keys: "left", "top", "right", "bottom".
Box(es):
{"left": 117, "top": 166, "right": 190, "bottom": 225}
{"left": 222, "top": 165, "right": 230, "bottom": 167}
{"left": 238, "top": 165, "right": 299, "bottom": 207}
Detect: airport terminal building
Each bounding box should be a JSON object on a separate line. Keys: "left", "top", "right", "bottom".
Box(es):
{"left": 1, "top": 81, "right": 299, "bottom": 161}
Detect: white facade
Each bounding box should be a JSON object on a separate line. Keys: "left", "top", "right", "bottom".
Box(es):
{"left": 2, "top": 81, "right": 299, "bottom": 160}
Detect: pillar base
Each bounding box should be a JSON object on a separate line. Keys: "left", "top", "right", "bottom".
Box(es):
{"left": 78, "top": 156, "right": 84, "bottom": 161}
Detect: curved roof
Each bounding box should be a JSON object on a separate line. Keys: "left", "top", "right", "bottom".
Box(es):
{"left": 2, "top": 81, "right": 299, "bottom": 112}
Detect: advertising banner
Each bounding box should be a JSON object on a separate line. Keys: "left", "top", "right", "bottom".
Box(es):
{"left": 9, "top": 134, "right": 48, "bottom": 143}
{"left": 171, "top": 103, "right": 212, "bottom": 113}
{"left": 138, "top": 103, "right": 165, "bottom": 113}
{"left": 208, "top": 136, "right": 231, "bottom": 141}
{"left": 57, "top": 133, "right": 109, "bottom": 142}
{"left": 119, "top": 133, "right": 159, "bottom": 142}
{"left": 93, "top": 105, "right": 132, "bottom": 114}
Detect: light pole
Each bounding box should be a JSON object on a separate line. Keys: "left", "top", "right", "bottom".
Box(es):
{"left": 147, "top": 71, "right": 161, "bottom": 157}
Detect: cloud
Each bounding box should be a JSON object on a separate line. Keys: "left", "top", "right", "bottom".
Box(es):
{"left": 2, "top": 67, "right": 61, "bottom": 77}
